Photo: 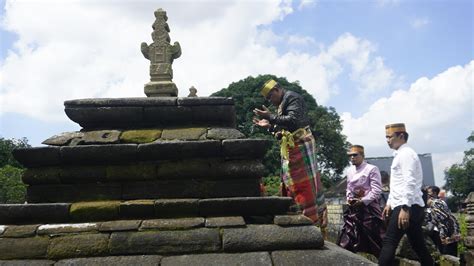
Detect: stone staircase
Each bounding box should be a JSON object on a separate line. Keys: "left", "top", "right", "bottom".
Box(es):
{"left": 0, "top": 97, "right": 375, "bottom": 265}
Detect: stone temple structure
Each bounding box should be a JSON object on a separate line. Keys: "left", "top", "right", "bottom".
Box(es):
{"left": 0, "top": 8, "right": 375, "bottom": 265}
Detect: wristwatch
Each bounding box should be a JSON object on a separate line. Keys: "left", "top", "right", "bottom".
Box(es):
{"left": 401, "top": 205, "right": 410, "bottom": 211}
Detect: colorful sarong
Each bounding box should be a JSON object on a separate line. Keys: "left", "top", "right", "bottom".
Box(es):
{"left": 280, "top": 129, "right": 326, "bottom": 224}
{"left": 336, "top": 201, "right": 385, "bottom": 257}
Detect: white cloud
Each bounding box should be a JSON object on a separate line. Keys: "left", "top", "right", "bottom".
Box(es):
{"left": 342, "top": 61, "right": 473, "bottom": 156}
{"left": 0, "top": 0, "right": 395, "bottom": 123}
{"left": 432, "top": 151, "right": 465, "bottom": 187}
{"left": 411, "top": 17, "right": 430, "bottom": 29}
{"left": 298, "top": 0, "right": 317, "bottom": 10}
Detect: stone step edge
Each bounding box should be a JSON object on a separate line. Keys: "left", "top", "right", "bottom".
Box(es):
{"left": 64, "top": 97, "right": 235, "bottom": 107}
{"left": 13, "top": 139, "right": 271, "bottom": 167}
{"left": 0, "top": 224, "right": 324, "bottom": 260}
{"left": 0, "top": 197, "right": 294, "bottom": 224}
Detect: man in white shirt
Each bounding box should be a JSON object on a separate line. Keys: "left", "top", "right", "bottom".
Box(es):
{"left": 378, "top": 123, "right": 433, "bottom": 266}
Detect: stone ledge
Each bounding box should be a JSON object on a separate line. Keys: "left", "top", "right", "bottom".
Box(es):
{"left": 12, "top": 147, "right": 61, "bottom": 168}
{"left": 161, "top": 252, "right": 272, "bottom": 266}
{"left": 205, "top": 217, "right": 246, "bottom": 228}
{"left": 27, "top": 184, "right": 122, "bottom": 203}
{"left": 199, "top": 197, "right": 292, "bottom": 216}
{"left": 37, "top": 223, "right": 98, "bottom": 236}
{"left": 109, "top": 229, "right": 221, "bottom": 255}
{"left": 0, "top": 237, "right": 50, "bottom": 260}
{"left": 273, "top": 215, "right": 313, "bottom": 226}
{"left": 271, "top": 242, "right": 376, "bottom": 265}
{"left": 47, "top": 233, "right": 109, "bottom": 259}
{"left": 140, "top": 218, "right": 204, "bottom": 230}
{"left": 0, "top": 259, "right": 55, "bottom": 265}
{"left": 223, "top": 225, "right": 324, "bottom": 252}
{"left": 222, "top": 139, "right": 272, "bottom": 159}
{"left": 2, "top": 225, "right": 38, "bottom": 238}
{"left": 0, "top": 204, "right": 71, "bottom": 224}
{"left": 55, "top": 255, "right": 163, "bottom": 266}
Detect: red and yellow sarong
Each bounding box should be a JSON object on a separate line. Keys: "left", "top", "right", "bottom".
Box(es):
{"left": 280, "top": 128, "right": 326, "bottom": 224}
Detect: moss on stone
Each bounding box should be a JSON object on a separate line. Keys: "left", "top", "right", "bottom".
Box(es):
{"left": 161, "top": 127, "right": 207, "bottom": 140}
{"left": 70, "top": 201, "right": 121, "bottom": 222}
{"left": 47, "top": 233, "right": 109, "bottom": 259}
{"left": 120, "top": 129, "right": 162, "bottom": 143}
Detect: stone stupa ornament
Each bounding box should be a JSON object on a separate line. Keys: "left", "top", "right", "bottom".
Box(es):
{"left": 141, "top": 8, "right": 181, "bottom": 97}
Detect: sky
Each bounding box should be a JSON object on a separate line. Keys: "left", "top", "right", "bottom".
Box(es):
{"left": 0, "top": 0, "right": 472, "bottom": 187}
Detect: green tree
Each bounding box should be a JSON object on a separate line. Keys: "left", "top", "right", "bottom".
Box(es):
{"left": 0, "top": 165, "right": 26, "bottom": 203}
{"left": 212, "top": 74, "right": 350, "bottom": 188}
{"left": 444, "top": 132, "right": 474, "bottom": 208}
{"left": 0, "top": 137, "right": 30, "bottom": 168}
{"left": 0, "top": 137, "right": 30, "bottom": 203}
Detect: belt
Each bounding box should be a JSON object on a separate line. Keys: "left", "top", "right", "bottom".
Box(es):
{"left": 280, "top": 126, "right": 312, "bottom": 160}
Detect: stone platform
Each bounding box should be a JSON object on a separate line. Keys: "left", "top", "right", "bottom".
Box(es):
{"left": 64, "top": 97, "right": 236, "bottom": 129}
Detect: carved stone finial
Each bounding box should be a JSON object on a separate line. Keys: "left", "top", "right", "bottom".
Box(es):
{"left": 188, "top": 86, "right": 198, "bottom": 97}
{"left": 141, "top": 8, "right": 181, "bottom": 97}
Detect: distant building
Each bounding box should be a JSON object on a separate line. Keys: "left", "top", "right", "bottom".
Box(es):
{"left": 366, "top": 153, "right": 435, "bottom": 187}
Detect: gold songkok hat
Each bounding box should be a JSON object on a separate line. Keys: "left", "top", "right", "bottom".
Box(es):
{"left": 347, "top": 145, "right": 364, "bottom": 155}
{"left": 260, "top": 79, "right": 277, "bottom": 97}
{"left": 385, "top": 123, "right": 406, "bottom": 135}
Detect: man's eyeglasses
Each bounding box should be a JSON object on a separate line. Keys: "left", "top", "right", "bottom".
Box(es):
{"left": 348, "top": 154, "right": 359, "bottom": 158}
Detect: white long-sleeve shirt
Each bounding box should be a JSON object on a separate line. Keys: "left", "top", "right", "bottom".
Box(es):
{"left": 387, "top": 143, "right": 425, "bottom": 208}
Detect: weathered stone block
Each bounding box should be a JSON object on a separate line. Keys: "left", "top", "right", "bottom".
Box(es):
{"left": 59, "top": 165, "right": 106, "bottom": 183}
{"left": 190, "top": 105, "right": 236, "bottom": 127}
{"left": 199, "top": 197, "right": 292, "bottom": 216}
{"left": 65, "top": 106, "right": 143, "bottom": 129}
{"left": 205, "top": 216, "right": 246, "bottom": 228}
{"left": 99, "top": 220, "right": 142, "bottom": 232}
{"left": 141, "top": 218, "right": 204, "bottom": 230}
{"left": 0, "top": 226, "right": 5, "bottom": 235}
{"left": 0, "top": 237, "right": 50, "bottom": 259}
{"left": 120, "top": 129, "right": 162, "bottom": 143}
{"left": 161, "top": 252, "right": 272, "bottom": 266}
{"left": 156, "top": 159, "right": 213, "bottom": 179}
{"left": 22, "top": 167, "right": 61, "bottom": 185}
{"left": 70, "top": 201, "right": 121, "bottom": 222}
{"left": 274, "top": 215, "right": 313, "bottom": 226}
{"left": 177, "top": 97, "right": 234, "bottom": 106}
{"left": 222, "top": 139, "right": 271, "bottom": 159}
{"left": 42, "top": 131, "right": 84, "bottom": 146}
{"left": 0, "top": 260, "right": 55, "bottom": 265}
{"left": 465, "top": 236, "right": 474, "bottom": 248}
{"left": 12, "top": 147, "right": 61, "bottom": 167}
{"left": 27, "top": 184, "right": 122, "bottom": 203}
{"left": 0, "top": 203, "right": 70, "bottom": 224}
{"left": 60, "top": 144, "right": 137, "bottom": 164}
{"left": 223, "top": 224, "right": 324, "bottom": 251}
{"left": 109, "top": 229, "right": 220, "bottom": 255}
{"left": 143, "top": 106, "right": 193, "bottom": 125}
{"left": 120, "top": 199, "right": 155, "bottom": 218}
{"left": 2, "top": 225, "right": 38, "bottom": 238}
{"left": 206, "top": 128, "right": 245, "bottom": 140}
{"left": 271, "top": 242, "right": 375, "bottom": 266}
{"left": 106, "top": 163, "right": 156, "bottom": 181}
{"left": 213, "top": 160, "right": 265, "bottom": 179}
{"left": 55, "top": 255, "right": 162, "bottom": 266}
{"left": 37, "top": 223, "right": 98, "bottom": 236}
{"left": 83, "top": 130, "right": 121, "bottom": 144}
{"left": 154, "top": 199, "right": 199, "bottom": 217}
{"left": 47, "top": 233, "right": 109, "bottom": 259}
{"left": 138, "top": 140, "right": 221, "bottom": 160}
{"left": 161, "top": 128, "right": 207, "bottom": 140}
{"left": 122, "top": 179, "right": 260, "bottom": 200}
{"left": 156, "top": 159, "right": 264, "bottom": 179}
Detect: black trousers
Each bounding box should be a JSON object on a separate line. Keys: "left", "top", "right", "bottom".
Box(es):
{"left": 378, "top": 205, "right": 434, "bottom": 266}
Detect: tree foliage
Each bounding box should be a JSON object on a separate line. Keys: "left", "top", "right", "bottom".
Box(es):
{"left": 0, "top": 137, "right": 30, "bottom": 168}
{"left": 0, "top": 137, "right": 29, "bottom": 203}
{"left": 444, "top": 132, "right": 474, "bottom": 207}
{"left": 212, "top": 74, "right": 350, "bottom": 187}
